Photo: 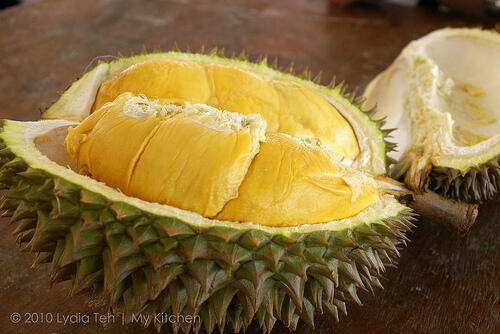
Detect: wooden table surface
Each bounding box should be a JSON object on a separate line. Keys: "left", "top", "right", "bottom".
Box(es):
{"left": 0, "top": 0, "right": 498, "bottom": 333}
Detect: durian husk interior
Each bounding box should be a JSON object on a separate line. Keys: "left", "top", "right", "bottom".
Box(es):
{"left": 364, "top": 28, "right": 500, "bottom": 203}
{"left": 0, "top": 52, "right": 414, "bottom": 334}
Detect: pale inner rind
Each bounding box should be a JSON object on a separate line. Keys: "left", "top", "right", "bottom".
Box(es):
{"left": 364, "top": 28, "right": 500, "bottom": 175}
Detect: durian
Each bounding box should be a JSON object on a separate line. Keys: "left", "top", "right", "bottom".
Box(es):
{"left": 364, "top": 28, "right": 500, "bottom": 203}
{"left": 0, "top": 49, "right": 415, "bottom": 333}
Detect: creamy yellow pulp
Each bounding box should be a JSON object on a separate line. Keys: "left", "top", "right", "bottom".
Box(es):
{"left": 66, "top": 92, "right": 378, "bottom": 227}
{"left": 93, "top": 58, "right": 360, "bottom": 161}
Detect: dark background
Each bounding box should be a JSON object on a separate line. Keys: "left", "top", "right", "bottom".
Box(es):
{"left": 0, "top": 0, "right": 498, "bottom": 333}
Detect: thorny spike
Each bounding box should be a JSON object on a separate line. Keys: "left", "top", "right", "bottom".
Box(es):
{"left": 209, "top": 47, "right": 218, "bottom": 56}
{"left": 341, "top": 82, "right": 349, "bottom": 96}
{"left": 328, "top": 75, "right": 337, "bottom": 88}
{"left": 238, "top": 49, "right": 248, "bottom": 61}
{"left": 300, "top": 66, "right": 310, "bottom": 80}
{"left": 259, "top": 55, "right": 268, "bottom": 66}
{"left": 365, "top": 106, "right": 377, "bottom": 118}
{"left": 312, "top": 71, "right": 322, "bottom": 84}
{"left": 336, "top": 80, "right": 345, "bottom": 93}
{"left": 271, "top": 56, "right": 279, "bottom": 70}
{"left": 353, "top": 94, "right": 365, "bottom": 107}
{"left": 382, "top": 127, "right": 396, "bottom": 136}
{"left": 172, "top": 41, "right": 180, "bottom": 52}
{"left": 347, "top": 87, "right": 358, "bottom": 102}
{"left": 152, "top": 45, "right": 161, "bottom": 53}
{"left": 217, "top": 47, "right": 225, "bottom": 58}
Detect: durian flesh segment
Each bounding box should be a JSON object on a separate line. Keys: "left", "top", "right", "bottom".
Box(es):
{"left": 66, "top": 92, "right": 267, "bottom": 218}
{"left": 65, "top": 93, "right": 160, "bottom": 191}
{"left": 66, "top": 94, "right": 379, "bottom": 226}
{"left": 217, "top": 132, "right": 379, "bottom": 227}
{"left": 93, "top": 58, "right": 360, "bottom": 161}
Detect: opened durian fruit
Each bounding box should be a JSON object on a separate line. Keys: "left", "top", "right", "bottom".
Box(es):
{"left": 364, "top": 28, "right": 500, "bottom": 204}
{"left": 0, "top": 49, "right": 416, "bottom": 333}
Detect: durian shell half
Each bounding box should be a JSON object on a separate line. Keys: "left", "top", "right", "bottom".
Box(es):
{"left": 364, "top": 28, "right": 500, "bottom": 203}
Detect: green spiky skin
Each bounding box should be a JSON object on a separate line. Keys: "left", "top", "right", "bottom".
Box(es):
{"left": 0, "top": 138, "right": 415, "bottom": 334}
{"left": 428, "top": 156, "right": 500, "bottom": 203}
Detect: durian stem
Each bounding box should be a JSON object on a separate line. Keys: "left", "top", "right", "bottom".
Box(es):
{"left": 410, "top": 191, "right": 478, "bottom": 236}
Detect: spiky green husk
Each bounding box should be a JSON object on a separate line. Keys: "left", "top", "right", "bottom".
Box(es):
{"left": 0, "top": 137, "right": 415, "bottom": 333}
{"left": 428, "top": 156, "right": 500, "bottom": 203}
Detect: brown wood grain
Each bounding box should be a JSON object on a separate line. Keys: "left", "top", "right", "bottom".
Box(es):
{"left": 0, "top": 0, "right": 498, "bottom": 333}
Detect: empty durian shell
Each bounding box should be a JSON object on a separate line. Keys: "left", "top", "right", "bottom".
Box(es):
{"left": 364, "top": 28, "right": 500, "bottom": 204}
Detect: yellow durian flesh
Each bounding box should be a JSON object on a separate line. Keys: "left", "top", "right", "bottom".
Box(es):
{"left": 127, "top": 111, "right": 263, "bottom": 217}
{"left": 66, "top": 92, "right": 267, "bottom": 218}
{"left": 66, "top": 93, "right": 378, "bottom": 227}
{"left": 93, "top": 59, "right": 360, "bottom": 162}
{"left": 216, "top": 132, "right": 379, "bottom": 227}
{"left": 66, "top": 93, "right": 160, "bottom": 192}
